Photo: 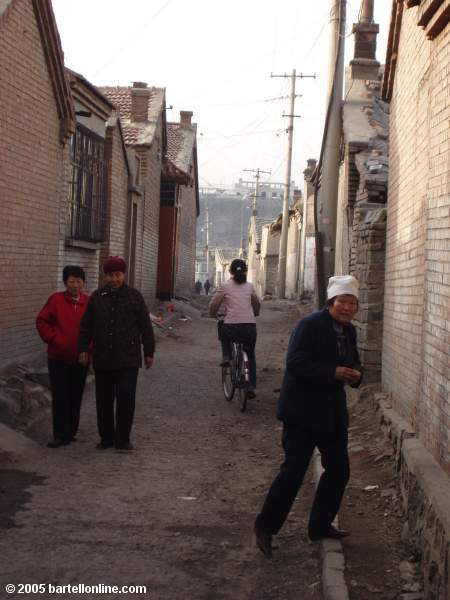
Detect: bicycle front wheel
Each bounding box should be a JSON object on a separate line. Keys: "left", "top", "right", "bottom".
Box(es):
{"left": 222, "top": 365, "right": 235, "bottom": 401}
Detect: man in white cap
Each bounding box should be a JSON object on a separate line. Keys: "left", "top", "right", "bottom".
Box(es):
{"left": 254, "top": 275, "right": 362, "bottom": 557}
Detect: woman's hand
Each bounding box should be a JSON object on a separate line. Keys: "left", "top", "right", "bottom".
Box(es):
{"left": 78, "top": 352, "right": 89, "bottom": 367}
{"left": 335, "top": 366, "right": 361, "bottom": 383}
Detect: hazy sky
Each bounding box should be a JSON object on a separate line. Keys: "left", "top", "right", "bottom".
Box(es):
{"left": 52, "top": 0, "right": 391, "bottom": 191}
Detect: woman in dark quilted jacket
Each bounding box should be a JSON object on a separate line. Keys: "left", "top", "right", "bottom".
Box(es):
{"left": 36, "top": 265, "right": 89, "bottom": 448}
{"left": 78, "top": 256, "right": 155, "bottom": 452}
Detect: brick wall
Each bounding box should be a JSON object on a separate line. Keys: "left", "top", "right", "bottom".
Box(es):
{"left": 383, "top": 9, "right": 450, "bottom": 471}
{"left": 175, "top": 184, "right": 198, "bottom": 296}
{"left": 133, "top": 130, "right": 162, "bottom": 305}
{"left": 0, "top": 0, "right": 66, "bottom": 367}
{"left": 100, "top": 123, "right": 130, "bottom": 281}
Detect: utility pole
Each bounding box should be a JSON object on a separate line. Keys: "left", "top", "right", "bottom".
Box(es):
{"left": 317, "top": 0, "right": 346, "bottom": 301}
{"left": 204, "top": 203, "right": 210, "bottom": 277}
{"left": 271, "top": 69, "right": 315, "bottom": 298}
{"left": 243, "top": 168, "right": 271, "bottom": 216}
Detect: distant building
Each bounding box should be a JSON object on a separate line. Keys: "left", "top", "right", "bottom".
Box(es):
{"left": 197, "top": 178, "right": 298, "bottom": 249}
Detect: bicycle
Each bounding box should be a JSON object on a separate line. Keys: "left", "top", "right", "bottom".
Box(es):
{"left": 221, "top": 336, "right": 251, "bottom": 413}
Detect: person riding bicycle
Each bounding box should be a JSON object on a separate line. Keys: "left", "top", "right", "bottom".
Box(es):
{"left": 209, "top": 259, "right": 260, "bottom": 399}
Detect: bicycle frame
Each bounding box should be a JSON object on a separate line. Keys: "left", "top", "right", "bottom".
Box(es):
{"left": 225, "top": 342, "right": 250, "bottom": 412}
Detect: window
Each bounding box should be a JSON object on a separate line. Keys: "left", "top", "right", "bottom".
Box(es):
{"left": 135, "top": 156, "right": 142, "bottom": 186}
{"left": 66, "top": 124, "right": 107, "bottom": 242}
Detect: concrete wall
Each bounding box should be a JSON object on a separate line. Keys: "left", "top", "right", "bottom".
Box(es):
{"left": 304, "top": 237, "right": 315, "bottom": 293}
{"left": 0, "top": 0, "right": 66, "bottom": 367}
{"left": 175, "top": 183, "right": 198, "bottom": 296}
{"left": 258, "top": 226, "right": 279, "bottom": 297}
{"left": 382, "top": 7, "right": 450, "bottom": 472}
{"left": 286, "top": 215, "right": 300, "bottom": 299}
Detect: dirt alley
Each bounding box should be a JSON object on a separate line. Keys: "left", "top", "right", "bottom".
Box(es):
{"left": 0, "top": 299, "right": 407, "bottom": 600}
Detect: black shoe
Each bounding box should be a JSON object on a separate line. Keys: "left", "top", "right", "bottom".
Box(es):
{"left": 115, "top": 442, "right": 133, "bottom": 452}
{"left": 309, "top": 525, "right": 350, "bottom": 541}
{"left": 220, "top": 360, "right": 231, "bottom": 367}
{"left": 47, "top": 439, "right": 70, "bottom": 448}
{"left": 247, "top": 389, "right": 256, "bottom": 399}
{"left": 96, "top": 441, "right": 114, "bottom": 450}
{"left": 325, "top": 525, "right": 350, "bottom": 539}
{"left": 254, "top": 523, "right": 272, "bottom": 558}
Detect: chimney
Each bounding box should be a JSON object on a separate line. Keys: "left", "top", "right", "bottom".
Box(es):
{"left": 131, "top": 82, "right": 150, "bottom": 123}
{"left": 350, "top": 0, "right": 380, "bottom": 80}
{"left": 303, "top": 158, "right": 317, "bottom": 199}
{"left": 180, "top": 110, "right": 193, "bottom": 129}
{"left": 304, "top": 158, "right": 317, "bottom": 180}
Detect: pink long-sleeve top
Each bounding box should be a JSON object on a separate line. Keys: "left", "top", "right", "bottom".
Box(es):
{"left": 211, "top": 280, "right": 258, "bottom": 324}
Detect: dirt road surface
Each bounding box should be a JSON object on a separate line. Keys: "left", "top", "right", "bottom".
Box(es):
{"left": 0, "top": 299, "right": 409, "bottom": 600}
{"left": 0, "top": 300, "right": 323, "bottom": 600}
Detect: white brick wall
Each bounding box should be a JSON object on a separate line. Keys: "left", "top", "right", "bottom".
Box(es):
{"left": 382, "top": 9, "right": 450, "bottom": 470}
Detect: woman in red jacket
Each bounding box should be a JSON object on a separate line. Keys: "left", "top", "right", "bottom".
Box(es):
{"left": 36, "top": 265, "right": 89, "bottom": 448}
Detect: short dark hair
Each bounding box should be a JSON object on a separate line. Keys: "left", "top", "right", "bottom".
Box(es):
{"left": 62, "top": 265, "right": 86, "bottom": 283}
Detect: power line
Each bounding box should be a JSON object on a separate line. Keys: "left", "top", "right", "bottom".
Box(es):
{"left": 92, "top": 0, "right": 174, "bottom": 76}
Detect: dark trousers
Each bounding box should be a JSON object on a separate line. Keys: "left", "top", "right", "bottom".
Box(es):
{"left": 94, "top": 368, "right": 139, "bottom": 446}
{"left": 48, "top": 359, "right": 87, "bottom": 442}
{"left": 221, "top": 323, "right": 257, "bottom": 388}
{"left": 255, "top": 422, "right": 350, "bottom": 539}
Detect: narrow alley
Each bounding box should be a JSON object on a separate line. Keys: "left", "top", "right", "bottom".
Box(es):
{"left": 1, "top": 301, "right": 325, "bottom": 600}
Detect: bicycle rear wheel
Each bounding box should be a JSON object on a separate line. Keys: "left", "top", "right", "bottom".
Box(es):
{"left": 237, "top": 352, "right": 250, "bottom": 412}
{"left": 222, "top": 364, "right": 235, "bottom": 401}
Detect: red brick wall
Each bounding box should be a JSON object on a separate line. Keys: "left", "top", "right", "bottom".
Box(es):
{"left": 0, "top": 0, "right": 66, "bottom": 367}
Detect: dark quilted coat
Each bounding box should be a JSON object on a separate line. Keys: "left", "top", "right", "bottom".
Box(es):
{"left": 78, "top": 284, "right": 155, "bottom": 370}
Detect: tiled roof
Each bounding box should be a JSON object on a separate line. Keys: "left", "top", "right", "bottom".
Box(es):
{"left": 167, "top": 123, "right": 196, "bottom": 174}
{"left": 252, "top": 216, "right": 274, "bottom": 245}
{"left": 100, "top": 86, "right": 165, "bottom": 147}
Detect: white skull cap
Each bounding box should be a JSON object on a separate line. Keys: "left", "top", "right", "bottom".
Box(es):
{"left": 326, "top": 275, "right": 359, "bottom": 300}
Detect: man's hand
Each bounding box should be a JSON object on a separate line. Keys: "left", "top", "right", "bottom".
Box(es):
{"left": 335, "top": 366, "right": 361, "bottom": 383}
{"left": 79, "top": 352, "right": 89, "bottom": 367}
{"left": 144, "top": 356, "right": 154, "bottom": 370}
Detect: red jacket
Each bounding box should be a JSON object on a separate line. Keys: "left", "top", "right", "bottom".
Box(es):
{"left": 36, "top": 291, "right": 89, "bottom": 364}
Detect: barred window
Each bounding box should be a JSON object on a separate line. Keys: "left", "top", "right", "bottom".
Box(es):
{"left": 66, "top": 124, "right": 107, "bottom": 243}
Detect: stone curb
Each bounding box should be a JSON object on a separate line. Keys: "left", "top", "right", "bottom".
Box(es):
{"left": 313, "top": 452, "right": 350, "bottom": 600}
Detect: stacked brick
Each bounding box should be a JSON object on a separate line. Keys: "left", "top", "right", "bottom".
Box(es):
{"left": 351, "top": 200, "right": 387, "bottom": 384}
{"left": 342, "top": 80, "right": 389, "bottom": 385}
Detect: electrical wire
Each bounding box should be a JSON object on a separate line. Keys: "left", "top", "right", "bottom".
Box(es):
{"left": 92, "top": 0, "right": 174, "bottom": 76}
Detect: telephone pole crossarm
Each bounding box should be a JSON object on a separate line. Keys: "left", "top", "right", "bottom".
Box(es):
{"left": 242, "top": 168, "right": 271, "bottom": 216}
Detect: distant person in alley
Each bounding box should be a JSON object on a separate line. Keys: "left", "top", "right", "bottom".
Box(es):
{"left": 78, "top": 256, "right": 154, "bottom": 452}
{"left": 204, "top": 279, "right": 211, "bottom": 295}
{"left": 195, "top": 280, "right": 202, "bottom": 295}
{"left": 254, "top": 275, "right": 363, "bottom": 557}
{"left": 36, "top": 265, "right": 89, "bottom": 448}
